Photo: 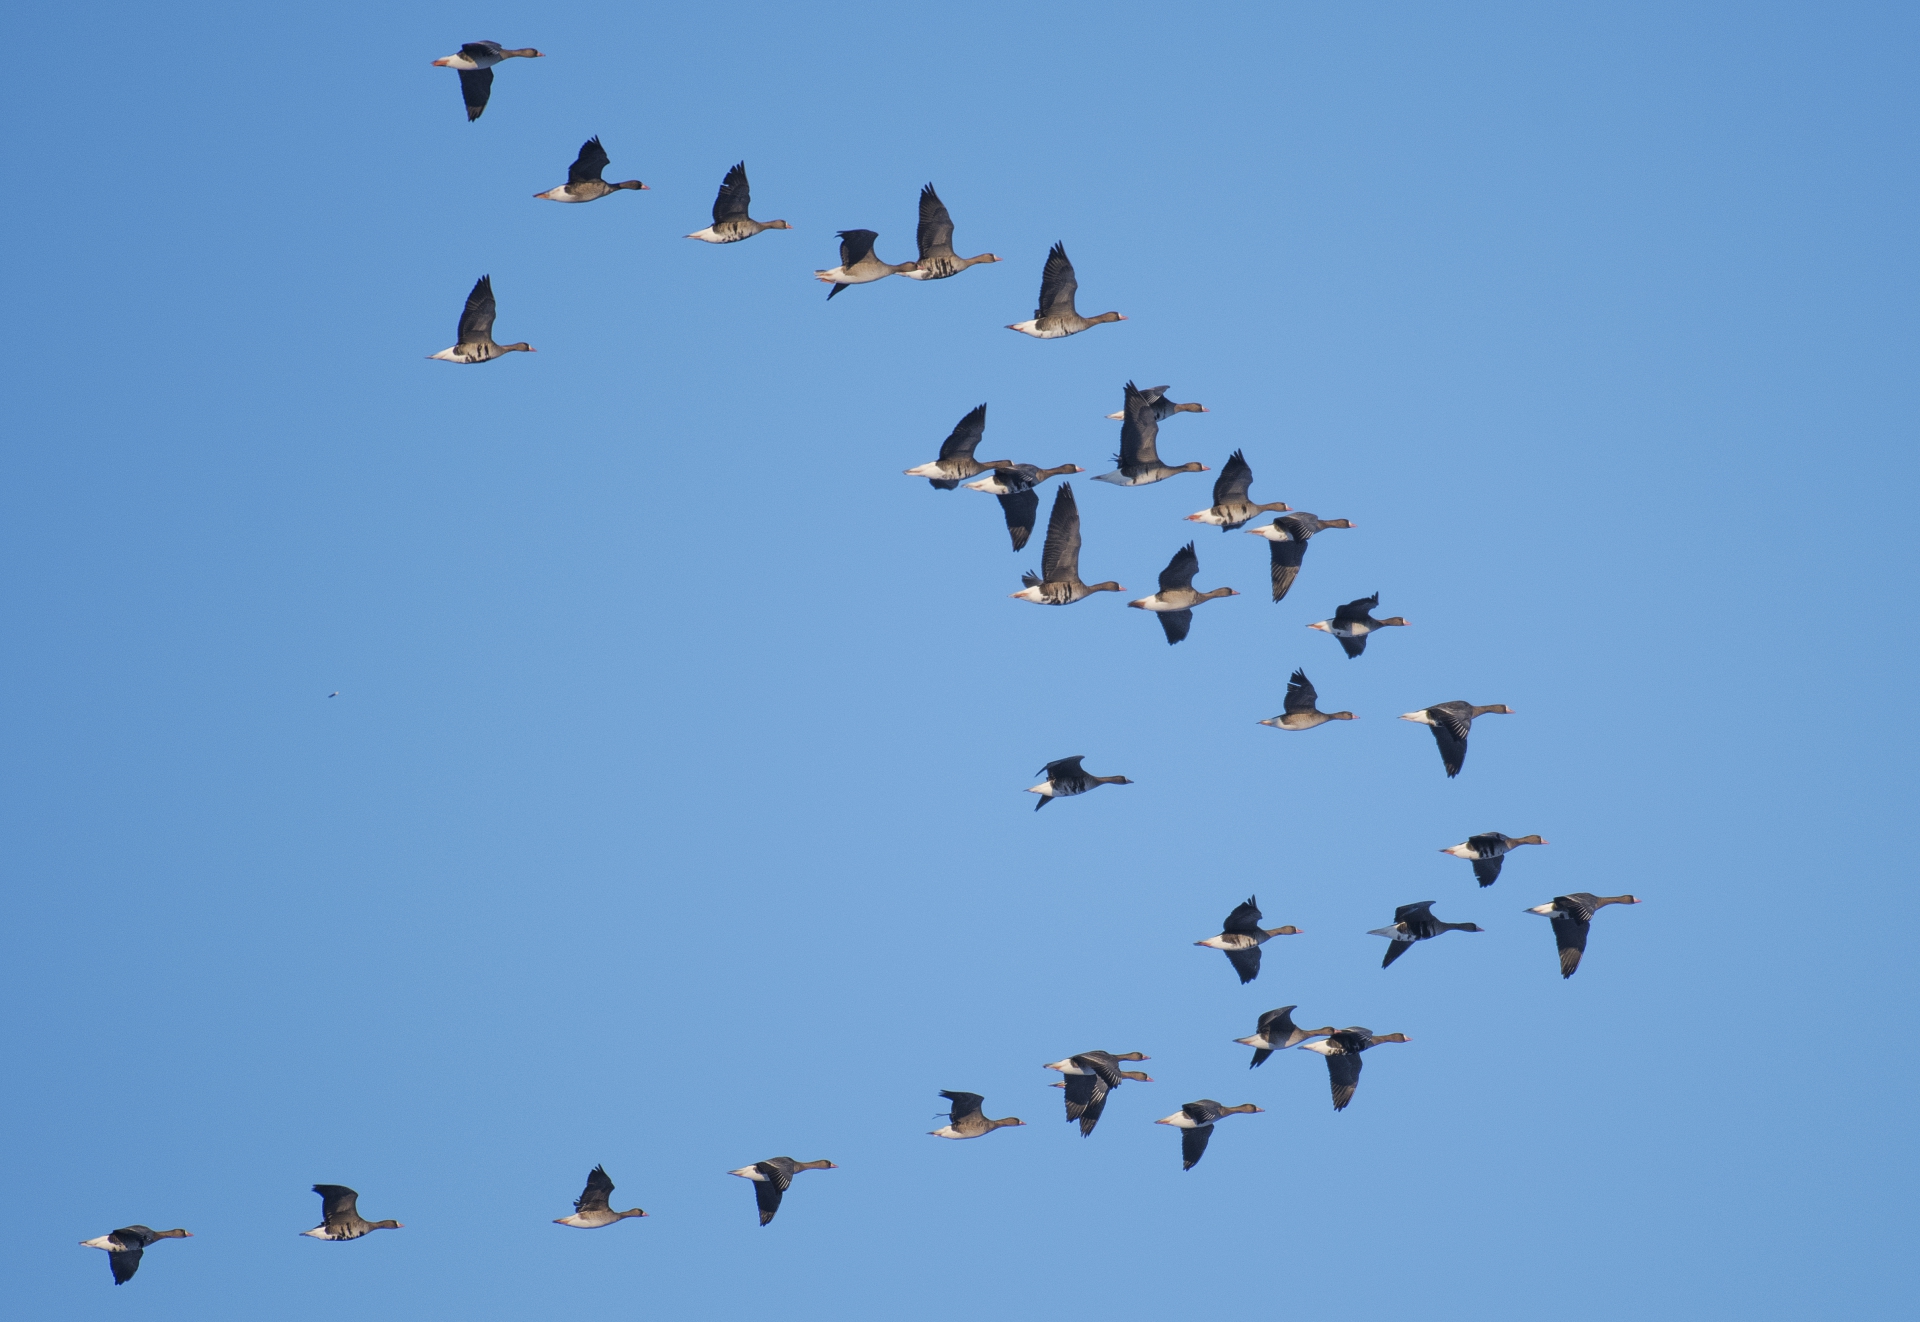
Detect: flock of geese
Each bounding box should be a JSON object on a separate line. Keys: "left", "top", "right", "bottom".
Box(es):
{"left": 76, "top": 39, "right": 1644, "bottom": 1284}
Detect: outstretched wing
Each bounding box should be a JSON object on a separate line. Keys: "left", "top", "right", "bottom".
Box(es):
{"left": 837, "top": 229, "right": 878, "bottom": 268}
{"left": 1222, "top": 898, "right": 1263, "bottom": 935}
{"left": 1284, "top": 668, "right": 1317, "bottom": 714}
{"left": 940, "top": 1090, "right": 986, "bottom": 1123}
{"left": 1039, "top": 482, "right": 1082, "bottom": 583}
{"left": 1471, "top": 855, "right": 1505, "bottom": 887}
{"left": 314, "top": 1185, "right": 359, "bottom": 1223}
{"left": 575, "top": 1165, "right": 614, "bottom": 1213}
{"left": 1040, "top": 755, "right": 1086, "bottom": 780}
{"left": 1037, "top": 242, "right": 1078, "bottom": 319}
{"left": 1336, "top": 631, "right": 1368, "bottom": 659}
{"left": 457, "top": 67, "right": 494, "bottom": 121}
{"left": 457, "top": 275, "right": 496, "bottom": 345}
{"left": 937, "top": 404, "right": 987, "bottom": 461}
{"left": 917, "top": 183, "right": 955, "bottom": 260}
{"left": 1394, "top": 901, "right": 1437, "bottom": 924}
{"left": 1060, "top": 1070, "right": 1100, "bottom": 1121}
{"left": 1180, "top": 1124, "right": 1214, "bottom": 1170}
{"left": 1327, "top": 1052, "right": 1364, "bottom": 1110}
{"left": 998, "top": 488, "right": 1039, "bottom": 551}
{"left": 751, "top": 1180, "right": 784, "bottom": 1226}
{"left": 1333, "top": 593, "right": 1379, "bottom": 624}
{"left": 1381, "top": 938, "right": 1414, "bottom": 968}
{"left": 108, "top": 1248, "right": 144, "bottom": 1284}
{"left": 1267, "top": 536, "right": 1308, "bottom": 602}
{"left": 1550, "top": 914, "right": 1591, "bottom": 977}
{"left": 1428, "top": 713, "right": 1471, "bottom": 778}
{"left": 1224, "top": 944, "right": 1262, "bottom": 984}
{"left": 569, "top": 137, "right": 610, "bottom": 185}
{"left": 1213, "top": 450, "right": 1252, "bottom": 506}
{"left": 714, "top": 162, "right": 751, "bottom": 222}
{"left": 1158, "top": 543, "right": 1199, "bottom": 594}
{"left": 1157, "top": 609, "right": 1192, "bottom": 645}
{"left": 1117, "top": 382, "right": 1162, "bottom": 468}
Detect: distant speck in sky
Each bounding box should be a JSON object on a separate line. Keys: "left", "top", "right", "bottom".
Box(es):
{"left": 327, "top": 692, "right": 339, "bottom": 698}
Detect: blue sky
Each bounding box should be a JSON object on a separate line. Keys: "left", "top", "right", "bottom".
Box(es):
{"left": 2, "top": 2, "right": 1914, "bottom": 1318}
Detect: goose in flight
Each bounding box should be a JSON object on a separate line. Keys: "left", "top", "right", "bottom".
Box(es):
{"left": 1234, "top": 1006, "right": 1335, "bottom": 1068}
{"left": 929, "top": 1091, "right": 1025, "bottom": 1139}
{"left": 1259, "top": 668, "right": 1355, "bottom": 731}
{"left": 901, "top": 184, "right": 999, "bottom": 279}
{"left": 302, "top": 1185, "right": 402, "bottom": 1240}
{"left": 1027, "top": 756, "right": 1132, "bottom": 809}
{"left": 1007, "top": 242, "right": 1123, "bottom": 338}
{"left": 963, "top": 463, "right": 1083, "bottom": 551}
{"left": 534, "top": 136, "right": 646, "bottom": 202}
{"left": 1526, "top": 893, "right": 1640, "bottom": 977}
{"left": 79, "top": 1226, "right": 190, "bottom": 1284}
{"left": 1307, "top": 593, "right": 1407, "bottom": 658}
{"left": 1248, "top": 513, "right": 1354, "bottom": 603}
{"left": 1043, "top": 1051, "right": 1152, "bottom": 1136}
{"left": 1155, "top": 1100, "right": 1263, "bottom": 1170}
{"left": 1193, "top": 895, "right": 1301, "bottom": 984}
{"left": 1297, "top": 1028, "right": 1411, "bottom": 1111}
{"left": 1370, "top": 901, "right": 1484, "bottom": 968}
{"left": 1008, "top": 484, "right": 1125, "bottom": 604}
{"left": 728, "top": 1158, "right": 836, "bottom": 1226}
{"left": 428, "top": 276, "right": 535, "bottom": 363}
{"left": 1104, "top": 385, "right": 1205, "bottom": 421}
{"left": 903, "top": 405, "right": 1009, "bottom": 489}
{"left": 686, "top": 162, "right": 791, "bottom": 243}
{"left": 815, "top": 229, "right": 918, "bottom": 298}
{"left": 552, "top": 1165, "right": 647, "bottom": 1227}
{"left": 431, "top": 42, "right": 543, "bottom": 122}
{"left": 1093, "top": 382, "right": 1209, "bottom": 486}
{"left": 1441, "top": 832, "right": 1546, "bottom": 886}
{"left": 1400, "top": 701, "right": 1515, "bottom": 778}
{"left": 1186, "top": 450, "right": 1289, "bottom": 530}
{"left": 1129, "top": 542, "right": 1238, "bottom": 644}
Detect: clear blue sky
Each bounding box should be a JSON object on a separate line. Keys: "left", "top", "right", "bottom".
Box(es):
{"left": 3, "top": 2, "right": 1914, "bottom": 1318}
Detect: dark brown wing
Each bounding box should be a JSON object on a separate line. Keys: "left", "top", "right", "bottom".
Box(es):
{"left": 1268, "top": 537, "right": 1307, "bottom": 602}
{"left": 1157, "top": 609, "right": 1192, "bottom": 645}
{"left": 837, "top": 229, "right": 878, "bottom": 267}
{"left": 568, "top": 137, "right": 610, "bottom": 185}
{"left": 1039, "top": 483, "right": 1082, "bottom": 583}
{"left": 575, "top": 1165, "right": 614, "bottom": 1213}
{"left": 1336, "top": 631, "right": 1368, "bottom": 659}
{"left": 1429, "top": 718, "right": 1470, "bottom": 778}
{"left": 1037, "top": 242, "right": 1078, "bottom": 318}
{"left": 1213, "top": 450, "right": 1252, "bottom": 505}
{"left": 751, "top": 1179, "right": 784, "bottom": 1225}
{"left": 936, "top": 404, "right": 987, "bottom": 461}
{"left": 1117, "top": 382, "right": 1162, "bottom": 468}
{"left": 1223, "top": 944, "right": 1261, "bottom": 983}
{"left": 940, "top": 1090, "right": 986, "bottom": 1123}
{"left": 457, "top": 67, "right": 493, "bottom": 121}
{"left": 1158, "top": 542, "right": 1199, "bottom": 594}
{"left": 1550, "top": 914, "right": 1591, "bottom": 977}
{"left": 1284, "top": 669, "right": 1317, "bottom": 714}
{"left": 314, "top": 1185, "right": 359, "bottom": 1223}
{"left": 714, "top": 162, "right": 750, "bottom": 222}
{"left": 457, "top": 276, "right": 496, "bottom": 345}
{"left": 1327, "top": 1052, "right": 1363, "bottom": 1110}
{"left": 917, "top": 183, "right": 955, "bottom": 260}
{"left": 108, "top": 1248, "right": 143, "bottom": 1284}
{"left": 1472, "top": 855, "right": 1505, "bottom": 887}
{"left": 1180, "top": 1124, "right": 1214, "bottom": 1170}
{"left": 999, "top": 488, "right": 1038, "bottom": 551}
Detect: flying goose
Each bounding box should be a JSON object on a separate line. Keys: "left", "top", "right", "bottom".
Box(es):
{"left": 1234, "top": 1006, "right": 1335, "bottom": 1068}
{"left": 1155, "top": 1100, "right": 1263, "bottom": 1170}
{"left": 901, "top": 184, "right": 999, "bottom": 280}
{"left": 552, "top": 1165, "right": 647, "bottom": 1228}
{"left": 1006, "top": 242, "right": 1123, "bottom": 338}
{"left": 80, "top": 1226, "right": 190, "bottom": 1284}
{"left": 1027, "top": 756, "right": 1132, "bottom": 809}
{"left": 1194, "top": 895, "right": 1301, "bottom": 984}
{"left": 1104, "top": 385, "right": 1205, "bottom": 421}
{"left": 903, "top": 405, "right": 1009, "bottom": 489}
{"left": 1043, "top": 1051, "right": 1152, "bottom": 1136}
{"left": 1526, "top": 893, "right": 1640, "bottom": 978}
{"left": 929, "top": 1091, "right": 1025, "bottom": 1139}
{"left": 1307, "top": 593, "right": 1407, "bottom": 658}
{"left": 686, "top": 162, "right": 791, "bottom": 243}
{"left": 1129, "top": 542, "right": 1238, "bottom": 644}
{"left": 1186, "top": 450, "right": 1289, "bottom": 531}
{"left": 727, "top": 1158, "right": 836, "bottom": 1226}
{"left": 1400, "top": 702, "right": 1515, "bottom": 777}
{"left": 815, "top": 230, "right": 918, "bottom": 298}
{"left": 428, "top": 275, "right": 534, "bottom": 363}
{"left": 1008, "top": 484, "right": 1125, "bottom": 604}
{"left": 1297, "top": 1028, "right": 1411, "bottom": 1111}
{"left": 1260, "top": 668, "right": 1355, "bottom": 731}
{"left": 1370, "top": 901, "right": 1484, "bottom": 968}
{"left": 962, "top": 463, "right": 1083, "bottom": 551}
{"left": 534, "top": 137, "right": 645, "bottom": 202}
{"left": 431, "top": 42, "right": 543, "bottom": 122}
{"left": 1247, "top": 513, "right": 1355, "bottom": 603}
{"left": 1093, "top": 382, "right": 1209, "bottom": 486}
{"left": 1442, "top": 832, "right": 1547, "bottom": 886}
{"left": 302, "top": 1185, "right": 402, "bottom": 1240}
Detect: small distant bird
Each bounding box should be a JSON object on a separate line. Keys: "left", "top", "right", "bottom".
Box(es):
{"left": 1093, "top": 381, "right": 1209, "bottom": 486}
{"left": 1104, "top": 385, "right": 1205, "bottom": 421}
{"left": 1400, "top": 701, "right": 1515, "bottom": 778}
{"left": 1297, "top": 1027, "right": 1411, "bottom": 1111}
{"left": 1027, "top": 756, "right": 1132, "bottom": 810}
{"left": 1194, "top": 896, "right": 1302, "bottom": 984}
{"left": 1307, "top": 593, "right": 1408, "bottom": 658}
{"left": 1186, "top": 450, "right": 1289, "bottom": 531}
{"left": 963, "top": 463, "right": 1083, "bottom": 551}
{"left": 1129, "top": 542, "right": 1238, "bottom": 645}
{"left": 301, "top": 1185, "right": 402, "bottom": 1240}
{"left": 1247, "top": 513, "right": 1355, "bottom": 603}
{"left": 431, "top": 42, "right": 543, "bottom": 122}
{"left": 1234, "top": 1006, "right": 1335, "bottom": 1067}
{"left": 327, "top": 692, "right": 339, "bottom": 698}
{"left": 534, "top": 136, "right": 646, "bottom": 202}
{"left": 552, "top": 1165, "right": 647, "bottom": 1228}
{"left": 1260, "top": 668, "right": 1355, "bottom": 731}
{"left": 1441, "top": 832, "right": 1547, "bottom": 886}
{"left": 900, "top": 184, "right": 1000, "bottom": 280}
{"left": 428, "top": 275, "right": 535, "bottom": 364}
{"left": 1007, "top": 242, "right": 1124, "bottom": 338}
{"left": 1155, "top": 1100, "right": 1263, "bottom": 1170}
{"left": 79, "top": 1226, "right": 190, "bottom": 1285}
{"left": 1370, "top": 901, "right": 1485, "bottom": 968}
{"left": 1526, "top": 893, "right": 1640, "bottom": 978}
{"left": 1009, "top": 484, "right": 1126, "bottom": 604}
{"left": 685, "top": 162, "right": 791, "bottom": 243}
{"left": 903, "top": 405, "right": 1008, "bottom": 489}
{"left": 1043, "top": 1051, "right": 1152, "bottom": 1136}
{"left": 929, "top": 1091, "right": 1025, "bottom": 1139}
{"left": 815, "top": 229, "right": 918, "bottom": 298}
{"left": 727, "top": 1158, "right": 836, "bottom": 1226}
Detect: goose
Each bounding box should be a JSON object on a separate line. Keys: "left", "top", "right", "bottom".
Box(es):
{"left": 1043, "top": 1051, "right": 1151, "bottom": 1137}
{"left": 79, "top": 1226, "right": 190, "bottom": 1285}
{"left": 428, "top": 275, "right": 534, "bottom": 363}
{"left": 1129, "top": 542, "right": 1238, "bottom": 645}
{"left": 1370, "top": 901, "right": 1484, "bottom": 968}
{"left": 903, "top": 405, "right": 1009, "bottom": 489}
{"left": 1297, "top": 1028, "right": 1411, "bottom": 1111}
{"left": 1186, "top": 450, "right": 1289, "bottom": 531}
{"left": 302, "top": 1185, "right": 402, "bottom": 1240}
{"left": 1007, "top": 242, "right": 1123, "bottom": 338}
{"left": 1104, "top": 385, "right": 1205, "bottom": 421}
{"left": 1307, "top": 593, "right": 1406, "bottom": 658}
{"left": 1259, "top": 668, "right": 1355, "bottom": 731}
{"left": 1027, "top": 756, "right": 1132, "bottom": 809}
{"left": 1093, "top": 382, "right": 1209, "bottom": 486}
{"left": 962, "top": 463, "right": 1083, "bottom": 551}
{"left": 815, "top": 229, "right": 918, "bottom": 298}
{"left": 1442, "top": 832, "right": 1547, "bottom": 886}
{"left": 686, "top": 162, "right": 791, "bottom": 243}
{"left": 1234, "top": 1006, "right": 1335, "bottom": 1067}
{"left": 1526, "top": 893, "right": 1640, "bottom": 978}
{"left": 929, "top": 1091, "right": 1025, "bottom": 1139}
{"left": 1400, "top": 702, "right": 1515, "bottom": 778}
{"left": 552, "top": 1165, "right": 647, "bottom": 1228}
{"left": 1247, "top": 513, "right": 1355, "bottom": 603}
{"left": 534, "top": 136, "right": 645, "bottom": 202}
{"left": 900, "top": 184, "right": 999, "bottom": 280}
{"left": 727, "top": 1158, "right": 836, "bottom": 1226}
{"left": 1155, "top": 1101, "right": 1263, "bottom": 1170}
{"left": 1194, "top": 895, "right": 1301, "bottom": 984}
{"left": 1008, "top": 484, "right": 1125, "bottom": 604}
{"left": 431, "top": 42, "right": 543, "bottom": 122}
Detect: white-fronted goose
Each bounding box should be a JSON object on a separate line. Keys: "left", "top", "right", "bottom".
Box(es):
{"left": 727, "top": 1157, "right": 836, "bottom": 1226}
{"left": 431, "top": 42, "right": 543, "bottom": 122}
{"left": 1104, "top": 385, "right": 1205, "bottom": 421}
{"left": 1186, "top": 450, "right": 1289, "bottom": 531}
{"left": 80, "top": 1226, "right": 190, "bottom": 1284}
{"left": 1307, "top": 593, "right": 1406, "bottom": 658}
{"left": 301, "top": 1185, "right": 402, "bottom": 1240}
{"left": 1155, "top": 1100, "right": 1263, "bottom": 1170}
{"left": 534, "top": 137, "right": 646, "bottom": 202}
{"left": 1260, "top": 668, "right": 1355, "bottom": 731}
{"left": 1006, "top": 242, "right": 1123, "bottom": 338}
{"left": 1027, "top": 755, "right": 1132, "bottom": 809}
{"left": 963, "top": 463, "right": 1083, "bottom": 551}
{"left": 929, "top": 1090, "right": 1025, "bottom": 1139}
{"left": 1248, "top": 513, "right": 1355, "bottom": 603}
{"left": 1009, "top": 483, "right": 1125, "bottom": 604}
{"left": 815, "top": 230, "right": 918, "bottom": 298}
{"left": 1526, "top": 893, "right": 1640, "bottom": 978}
{"left": 1194, "top": 895, "right": 1301, "bottom": 984}
{"left": 1297, "top": 1028, "right": 1411, "bottom": 1111}
{"left": 1370, "top": 901, "right": 1484, "bottom": 968}
{"left": 1129, "top": 542, "right": 1238, "bottom": 645}
{"left": 428, "top": 275, "right": 534, "bottom": 363}
{"left": 552, "top": 1165, "right": 647, "bottom": 1228}
{"left": 686, "top": 162, "right": 791, "bottom": 243}
{"left": 1234, "top": 1006, "right": 1335, "bottom": 1068}
{"left": 1093, "top": 382, "right": 1209, "bottom": 486}
{"left": 1442, "top": 832, "right": 1547, "bottom": 886}
{"left": 900, "top": 184, "right": 999, "bottom": 280}
{"left": 1043, "top": 1051, "right": 1152, "bottom": 1136}
{"left": 1400, "top": 701, "right": 1514, "bottom": 777}
{"left": 903, "top": 405, "right": 1009, "bottom": 489}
